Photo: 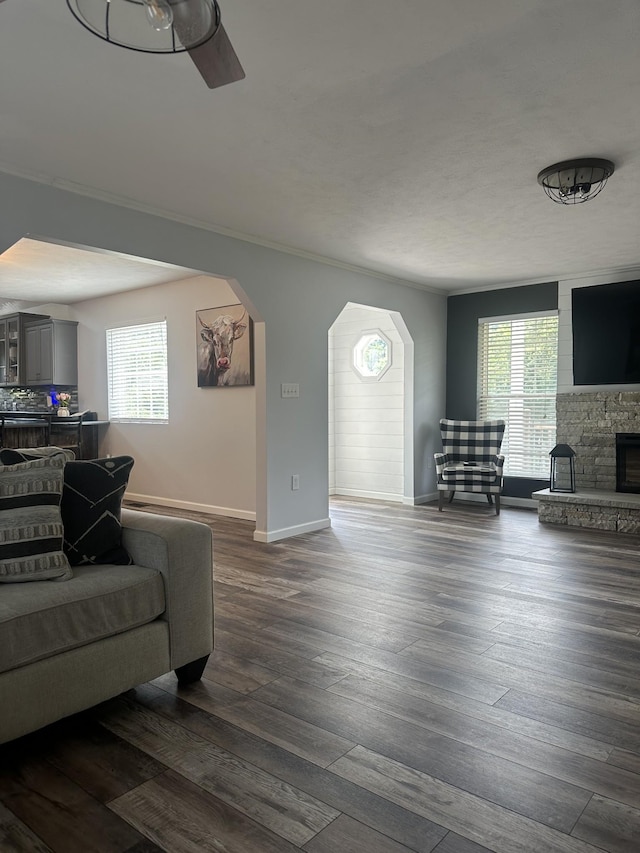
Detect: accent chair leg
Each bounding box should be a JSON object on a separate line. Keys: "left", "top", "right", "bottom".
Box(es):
{"left": 438, "top": 490, "right": 444, "bottom": 512}
{"left": 495, "top": 494, "right": 500, "bottom": 516}
{"left": 175, "top": 655, "right": 209, "bottom": 686}
{"left": 486, "top": 494, "right": 493, "bottom": 505}
{"left": 448, "top": 490, "right": 455, "bottom": 504}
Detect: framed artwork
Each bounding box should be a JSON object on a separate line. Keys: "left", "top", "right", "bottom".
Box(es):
{"left": 196, "top": 303, "right": 254, "bottom": 387}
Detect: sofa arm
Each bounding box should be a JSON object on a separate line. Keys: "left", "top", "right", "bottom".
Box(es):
{"left": 120, "top": 509, "right": 214, "bottom": 671}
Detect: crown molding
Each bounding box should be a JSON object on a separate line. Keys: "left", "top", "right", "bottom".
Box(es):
{"left": 0, "top": 163, "right": 447, "bottom": 297}
{"left": 452, "top": 264, "right": 640, "bottom": 297}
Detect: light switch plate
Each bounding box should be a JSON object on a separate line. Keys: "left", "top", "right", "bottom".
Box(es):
{"left": 281, "top": 383, "right": 299, "bottom": 398}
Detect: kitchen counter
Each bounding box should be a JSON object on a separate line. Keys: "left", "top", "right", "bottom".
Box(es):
{"left": 0, "top": 412, "right": 110, "bottom": 459}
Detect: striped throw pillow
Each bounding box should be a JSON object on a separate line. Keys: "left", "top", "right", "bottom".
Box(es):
{"left": 0, "top": 455, "right": 72, "bottom": 583}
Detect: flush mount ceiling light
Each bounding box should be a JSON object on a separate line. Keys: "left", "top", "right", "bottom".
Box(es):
{"left": 66, "top": 0, "right": 245, "bottom": 88}
{"left": 537, "top": 158, "right": 615, "bottom": 205}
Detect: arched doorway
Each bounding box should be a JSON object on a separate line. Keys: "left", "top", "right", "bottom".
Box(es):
{"left": 328, "top": 302, "right": 414, "bottom": 503}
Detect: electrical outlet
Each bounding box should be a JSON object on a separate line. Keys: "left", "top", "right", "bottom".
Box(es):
{"left": 291, "top": 474, "right": 300, "bottom": 490}
{"left": 281, "top": 383, "right": 299, "bottom": 398}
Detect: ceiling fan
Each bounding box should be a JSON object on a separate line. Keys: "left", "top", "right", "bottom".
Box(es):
{"left": 1, "top": 0, "right": 244, "bottom": 89}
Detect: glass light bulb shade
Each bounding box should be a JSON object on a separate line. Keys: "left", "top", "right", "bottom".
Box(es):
{"left": 143, "top": 0, "right": 173, "bottom": 31}
{"left": 66, "top": 0, "right": 220, "bottom": 54}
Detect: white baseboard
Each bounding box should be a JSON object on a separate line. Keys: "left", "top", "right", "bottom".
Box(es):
{"left": 253, "top": 517, "right": 331, "bottom": 543}
{"left": 333, "top": 488, "right": 404, "bottom": 503}
{"left": 412, "top": 492, "right": 439, "bottom": 505}
{"left": 125, "top": 492, "right": 256, "bottom": 521}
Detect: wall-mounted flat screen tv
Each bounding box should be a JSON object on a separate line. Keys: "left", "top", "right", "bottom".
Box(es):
{"left": 572, "top": 280, "right": 640, "bottom": 385}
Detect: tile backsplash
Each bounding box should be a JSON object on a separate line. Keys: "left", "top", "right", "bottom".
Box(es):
{"left": 0, "top": 387, "right": 78, "bottom": 413}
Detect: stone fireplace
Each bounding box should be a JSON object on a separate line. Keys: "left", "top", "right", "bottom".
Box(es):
{"left": 556, "top": 391, "right": 640, "bottom": 490}
{"left": 535, "top": 391, "right": 640, "bottom": 533}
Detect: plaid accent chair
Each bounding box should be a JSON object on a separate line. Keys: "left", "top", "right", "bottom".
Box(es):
{"left": 434, "top": 419, "right": 506, "bottom": 515}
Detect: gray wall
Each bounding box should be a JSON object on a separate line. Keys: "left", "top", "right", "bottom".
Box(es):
{"left": 445, "top": 281, "right": 558, "bottom": 498}
{"left": 0, "top": 171, "right": 447, "bottom": 538}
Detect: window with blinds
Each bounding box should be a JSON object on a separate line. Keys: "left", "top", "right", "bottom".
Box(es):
{"left": 477, "top": 312, "right": 558, "bottom": 478}
{"left": 106, "top": 320, "right": 168, "bottom": 422}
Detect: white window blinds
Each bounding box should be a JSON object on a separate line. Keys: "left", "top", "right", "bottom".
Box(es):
{"left": 477, "top": 312, "right": 558, "bottom": 478}
{"left": 106, "top": 320, "right": 168, "bottom": 422}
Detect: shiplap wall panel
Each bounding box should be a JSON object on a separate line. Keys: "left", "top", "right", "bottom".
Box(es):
{"left": 329, "top": 305, "right": 404, "bottom": 501}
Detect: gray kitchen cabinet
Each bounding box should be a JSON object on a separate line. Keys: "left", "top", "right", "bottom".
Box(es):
{"left": 24, "top": 319, "right": 78, "bottom": 386}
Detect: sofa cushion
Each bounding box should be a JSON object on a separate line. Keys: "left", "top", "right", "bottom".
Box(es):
{"left": 61, "top": 456, "right": 135, "bottom": 566}
{"left": 0, "top": 455, "right": 72, "bottom": 583}
{"left": 0, "top": 563, "right": 166, "bottom": 674}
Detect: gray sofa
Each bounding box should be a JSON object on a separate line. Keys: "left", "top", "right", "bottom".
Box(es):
{"left": 0, "top": 508, "right": 214, "bottom": 744}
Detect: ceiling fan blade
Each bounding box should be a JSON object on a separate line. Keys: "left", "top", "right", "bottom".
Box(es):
{"left": 170, "top": 3, "right": 244, "bottom": 89}
{"left": 188, "top": 24, "right": 245, "bottom": 89}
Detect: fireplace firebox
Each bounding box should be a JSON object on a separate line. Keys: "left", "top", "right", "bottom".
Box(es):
{"left": 616, "top": 433, "right": 640, "bottom": 494}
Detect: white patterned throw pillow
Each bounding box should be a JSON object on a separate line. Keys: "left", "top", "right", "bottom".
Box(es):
{"left": 0, "top": 455, "right": 72, "bottom": 582}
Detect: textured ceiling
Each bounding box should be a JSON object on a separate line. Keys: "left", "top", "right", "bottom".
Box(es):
{"left": 1, "top": 0, "right": 639, "bottom": 297}
{"left": 0, "top": 238, "right": 201, "bottom": 305}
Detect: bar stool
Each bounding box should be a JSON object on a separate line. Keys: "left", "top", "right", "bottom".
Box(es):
{"left": 49, "top": 413, "right": 84, "bottom": 459}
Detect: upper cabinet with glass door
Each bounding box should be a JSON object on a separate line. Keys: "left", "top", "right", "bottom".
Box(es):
{"left": 5, "top": 315, "right": 19, "bottom": 385}
{"left": 0, "top": 312, "right": 49, "bottom": 386}
{"left": 0, "top": 318, "right": 6, "bottom": 384}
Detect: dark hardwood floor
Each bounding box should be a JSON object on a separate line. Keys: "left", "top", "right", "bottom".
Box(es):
{"left": 2, "top": 497, "right": 640, "bottom": 852}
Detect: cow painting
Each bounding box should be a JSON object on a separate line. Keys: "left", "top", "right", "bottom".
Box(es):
{"left": 196, "top": 305, "right": 253, "bottom": 387}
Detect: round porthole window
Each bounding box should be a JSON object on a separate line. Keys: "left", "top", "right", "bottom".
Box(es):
{"left": 353, "top": 331, "right": 391, "bottom": 379}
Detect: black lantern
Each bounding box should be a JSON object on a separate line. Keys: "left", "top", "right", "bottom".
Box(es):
{"left": 549, "top": 444, "right": 576, "bottom": 493}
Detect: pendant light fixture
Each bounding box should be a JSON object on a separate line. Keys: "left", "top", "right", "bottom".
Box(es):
{"left": 66, "top": 0, "right": 221, "bottom": 54}
{"left": 537, "top": 158, "right": 615, "bottom": 205}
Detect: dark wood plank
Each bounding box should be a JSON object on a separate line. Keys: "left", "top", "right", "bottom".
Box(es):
{"left": 94, "top": 694, "right": 339, "bottom": 846}
{"left": 571, "top": 794, "right": 640, "bottom": 852}
{"left": 303, "top": 813, "right": 417, "bottom": 852}
{"left": 0, "top": 753, "right": 145, "bottom": 852}
{"left": 0, "top": 802, "right": 54, "bottom": 853}
{"left": 260, "top": 621, "right": 509, "bottom": 705}
{"left": 483, "top": 640, "right": 640, "bottom": 694}
{"left": 252, "top": 676, "right": 593, "bottom": 831}
{"left": 202, "top": 649, "right": 282, "bottom": 693}
{"left": 331, "top": 745, "right": 602, "bottom": 853}
{"left": 326, "top": 673, "right": 640, "bottom": 810}
{"left": 432, "top": 833, "right": 494, "bottom": 853}
{"left": 496, "top": 690, "right": 640, "bottom": 753}
{"left": 35, "top": 716, "right": 166, "bottom": 803}
{"left": 110, "top": 770, "right": 301, "bottom": 853}
{"left": 214, "top": 626, "right": 352, "bottom": 688}
{"left": 313, "top": 651, "right": 612, "bottom": 761}
{"left": 608, "top": 749, "right": 640, "bottom": 775}
{"left": 402, "top": 638, "right": 640, "bottom": 726}
{"left": 153, "top": 675, "right": 356, "bottom": 767}
{"left": 121, "top": 683, "right": 449, "bottom": 852}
